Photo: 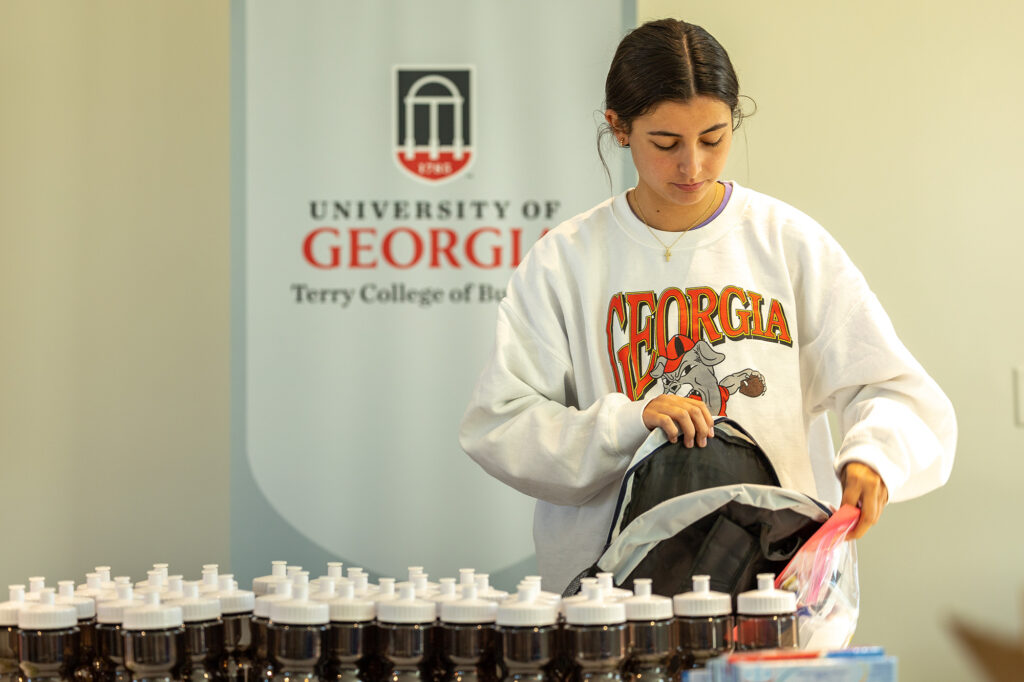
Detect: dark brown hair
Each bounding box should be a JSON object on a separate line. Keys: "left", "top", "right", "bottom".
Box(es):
{"left": 599, "top": 19, "right": 753, "bottom": 173}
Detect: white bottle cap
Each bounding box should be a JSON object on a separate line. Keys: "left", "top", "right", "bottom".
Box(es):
{"left": 269, "top": 583, "right": 329, "bottom": 625}
{"left": 564, "top": 583, "right": 626, "bottom": 626}
{"left": 312, "top": 578, "right": 339, "bottom": 602}
{"left": 0, "top": 585, "right": 26, "bottom": 627}
{"left": 376, "top": 583, "right": 435, "bottom": 624}
{"left": 408, "top": 568, "right": 438, "bottom": 595}
{"left": 497, "top": 584, "right": 559, "bottom": 627}
{"left": 621, "top": 579, "right": 672, "bottom": 621}
{"left": 372, "top": 578, "right": 397, "bottom": 603}
{"left": 56, "top": 581, "right": 96, "bottom": 620}
{"left": 199, "top": 567, "right": 220, "bottom": 594}
{"left": 673, "top": 575, "right": 732, "bottom": 617}
{"left": 352, "top": 573, "right": 370, "bottom": 597}
{"left": 76, "top": 573, "right": 109, "bottom": 602}
{"left": 170, "top": 582, "right": 221, "bottom": 623}
{"left": 521, "top": 576, "right": 561, "bottom": 606}
{"left": 737, "top": 574, "right": 796, "bottom": 616}
{"left": 123, "top": 592, "right": 183, "bottom": 630}
{"left": 312, "top": 563, "right": 345, "bottom": 594}
{"left": 427, "top": 578, "right": 460, "bottom": 617}
{"left": 97, "top": 584, "right": 136, "bottom": 624}
{"left": 163, "top": 576, "right": 185, "bottom": 602}
{"left": 473, "top": 574, "right": 509, "bottom": 603}
{"left": 596, "top": 573, "right": 633, "bottom": 600}
{"left": 135, "top": 570, "right": 166, "bottom": 595}
{"left": 216, "top": 575, "right": 255, "bottom": 615}
{"left": 440, "top": 583, "right": 498, "bottom": 624}
{"left": 458, "top": 568, "right": 475, "bottom": 587}
{"left": 559, "top": 578, "right": 598, "bottom": 617}
{"left": 77, "top": 573, "right": 100, "bottom": 594}
{"left": 252, "top": 561, "right": 289, "bottom": 596}
{"left": 25, "top": 577, "right": 47, "bottom": 602}
{"left": 286, "top": 566, "right": 303, "bottom": 579}
{"left": 254, "top": 581, "right": 293, "bottom": 619}
{"left": 19, "top": 589, "right": 79, "bottom": 630}
{"left": 328, "top": 581, "right": 375, "bottom": 623}
{"left": 411, "top": 574, "right": 430, "bottom": 598}
{"left": 136, "top": 564, "right": 170, "bottom": 591}
{"left": 95, "top": 567, "right": 115, "bottom": 590}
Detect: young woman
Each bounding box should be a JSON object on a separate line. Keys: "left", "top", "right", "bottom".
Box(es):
{"left": 459, "top": 18, "right": 956, "bottom": 593}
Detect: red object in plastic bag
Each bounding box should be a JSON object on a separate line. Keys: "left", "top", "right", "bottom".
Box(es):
{"left": 775, "top": 504, "right": 861, "bottom": 648}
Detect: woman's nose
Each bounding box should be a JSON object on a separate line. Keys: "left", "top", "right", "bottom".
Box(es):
{"left": 676, "top": 145, "right": 701, "bottom": 178}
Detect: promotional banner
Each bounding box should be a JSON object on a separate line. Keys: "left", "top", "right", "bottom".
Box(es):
{"left": 233, "top": 0, "right": 632, "bottom": 587}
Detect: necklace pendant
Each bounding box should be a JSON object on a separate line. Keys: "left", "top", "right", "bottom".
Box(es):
{"left": 665, "top": 248, "right": 671, "bottom": 262}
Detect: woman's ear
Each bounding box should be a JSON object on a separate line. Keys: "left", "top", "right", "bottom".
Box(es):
{"left": 604, "top": 109, "right": 623, "bottom": 134}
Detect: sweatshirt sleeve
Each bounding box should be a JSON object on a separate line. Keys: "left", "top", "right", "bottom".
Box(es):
{"left": 799, "top": 249, "right": 957, "bottom": 503}
{"left": 459, "top": 294, "right": 652, "bottom": 508}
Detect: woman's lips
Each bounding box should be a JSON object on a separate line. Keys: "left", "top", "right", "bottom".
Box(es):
{"left": 672, "top": 181, "right": 705, "bottom": 192}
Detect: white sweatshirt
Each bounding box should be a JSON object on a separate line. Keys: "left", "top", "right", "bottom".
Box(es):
{"left": 459, "top": 183, "right": 956, "bottom": 593}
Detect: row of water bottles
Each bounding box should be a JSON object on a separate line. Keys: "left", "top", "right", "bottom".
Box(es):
{"left": 0, "top": 561, "right": 798, "bottom": 682}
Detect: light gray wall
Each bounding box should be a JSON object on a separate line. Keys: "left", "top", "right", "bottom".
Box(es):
{"left": 0, "top": 1, "right": 231, "bottom": 586}
{"left": 638, "top": 1, "right": 1024, "bottom": 679}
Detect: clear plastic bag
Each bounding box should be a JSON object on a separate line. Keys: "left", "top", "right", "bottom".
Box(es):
{"left": 775, "top": 504, "right": 861, "bottom": 649}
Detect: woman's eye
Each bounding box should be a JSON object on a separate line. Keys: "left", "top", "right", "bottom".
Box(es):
{"left": 653, "top": 142, "right": 677, "bottom": 151}
{"left": 702, "top": 137, "right": 725, "bottom": 147}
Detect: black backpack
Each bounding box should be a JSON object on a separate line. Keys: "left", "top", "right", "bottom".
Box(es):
{"left": 563, "top": 418, "right": 832, "bottom": 601}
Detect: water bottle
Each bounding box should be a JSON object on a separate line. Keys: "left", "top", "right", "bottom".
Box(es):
{"left": 19, "top": 589, "right": 81, "bottom": 682}
{"left": 215, "top": 576, "right": 255, "bottom": 682}
{"left": 122, "top": 592, "right": 186, "bottom": 682}
{"left": 735, "top": 574, "right": 797, "bottom": 651}
{"left": 620, "top": 580, "right": 672, "bottom": 682}
{"left": 95, "top": 584, "right": 137, "bottom": 682}
{"left": 496, "top": 583, "right": 559, "bottom": 682}
{"left": 267, "top": 580, "right": 329, "bottom": 682}
{"left": 672, "top": 575, "right": 732, "bottom": 671}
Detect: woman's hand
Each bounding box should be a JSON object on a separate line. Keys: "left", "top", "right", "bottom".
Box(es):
{"left": 642, "top": 394, "right": 715, "bottom": 448}
{"left": 840, "top": 462, "right": 889, "bottom": 540}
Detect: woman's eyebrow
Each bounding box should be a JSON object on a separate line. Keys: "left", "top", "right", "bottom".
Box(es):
{"left": 648, "top": 122, "right": 729, "bottom": 137}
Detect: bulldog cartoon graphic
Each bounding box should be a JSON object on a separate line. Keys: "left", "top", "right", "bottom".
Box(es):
{"left": 649, "top": 334, "right": 767, "bottom": 416}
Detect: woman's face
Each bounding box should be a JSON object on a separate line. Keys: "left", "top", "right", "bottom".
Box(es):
{"left": 608, "top": 96, "right": 733, "bottom": 221}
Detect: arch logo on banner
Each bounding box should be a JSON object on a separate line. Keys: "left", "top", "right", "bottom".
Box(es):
{"left": 394, "top": 66, "right": 475, "bottom": 183}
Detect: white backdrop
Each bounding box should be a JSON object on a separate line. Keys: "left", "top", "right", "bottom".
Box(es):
{"left": 235, "top": 0, "right": 632, "bottom": 585}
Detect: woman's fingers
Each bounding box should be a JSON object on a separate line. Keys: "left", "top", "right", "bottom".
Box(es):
{"left": 840, "top": 462, "right": 889, "bottom": 540}
{"left": 642, "top": 395, "right": 715, "bottom": 447}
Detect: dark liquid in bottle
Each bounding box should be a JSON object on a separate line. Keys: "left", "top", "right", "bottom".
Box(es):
{"left": 327, "top": 621, "right": 372, "bottom": 682}
{"left": 268, "top": 623, "right": 328, "bottom": 682}
{"left": 95, "top": 623, "right": 132, "bottom": 682}
{"left": 20, "top": 627, "right": 81, "bottom": 682}
{"left": 221, "top": 614, "right": 253, "bottom": 682}
{"left": 734, "top": 614, "right": 797, "bottom": 651}
{"left": 1, "top": 625, "right": 19, "bottom": 682}
{"left": 566, "top": 623, "right": 627, "bottom": 682}
{"left": 499, "top": 624, "right": 557, "bottom": 682}
{"left": 623, "top": 619, "right": 673, "bottom": 682}
{"left": 675, "top": 615, "right": 732, "bottom": 670}
{"left": 183, "top": 620, "right": 225, "bottom": 682}
{"left": 123, "top": 625, "right": 187, "bottom": 682}
{"left": 441, "top": 623, "right": 497, "bottom": 682}
{"left": 376, "top": 623, "right": 432, "bottom": 682}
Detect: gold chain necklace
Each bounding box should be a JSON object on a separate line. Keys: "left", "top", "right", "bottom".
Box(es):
{"left": 632, "top": 184, "right": 720, "bottom": 261}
